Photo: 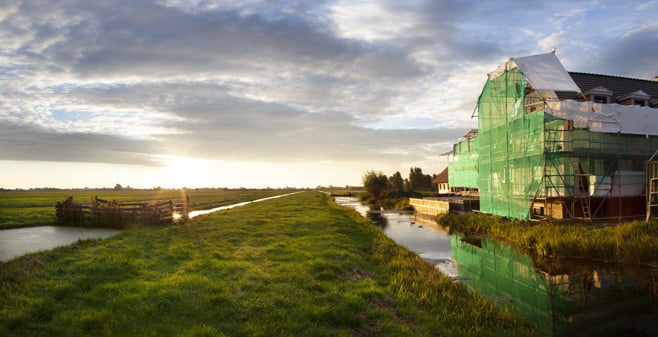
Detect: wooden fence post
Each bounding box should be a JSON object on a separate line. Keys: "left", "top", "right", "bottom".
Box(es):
{"left": 185, "top": 196, "right": 190, "bottom": 219}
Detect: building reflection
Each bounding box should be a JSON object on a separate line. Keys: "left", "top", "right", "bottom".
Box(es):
{"left": 451, "top": 236, "right": 658, "bottom": 337}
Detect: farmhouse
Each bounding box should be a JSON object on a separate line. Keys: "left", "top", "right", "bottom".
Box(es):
{"left": 432, "top": 167, "right": 450, "bottom": 194}
{"left": 447, "top": 52, "right": 658, "bottom": 221}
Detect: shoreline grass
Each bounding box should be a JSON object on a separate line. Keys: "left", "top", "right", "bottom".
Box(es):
{"left": 437, "top": 212, "right": 658, "bottom": 267}
{"left": 0, "top": 191, "right": 537, "bottom": 337}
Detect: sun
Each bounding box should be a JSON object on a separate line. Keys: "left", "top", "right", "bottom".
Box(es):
{"left": 158, "top": 155, "right": 203, "bottom": 187}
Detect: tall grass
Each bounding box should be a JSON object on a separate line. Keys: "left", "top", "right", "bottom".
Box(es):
{"left": 0, "top": 192, "right": 537, "bottom": 337}
{"left": 437, "top": 213, "right": 658, "bottom": 266}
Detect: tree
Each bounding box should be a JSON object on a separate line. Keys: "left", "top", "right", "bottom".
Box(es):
{"left": 362, "top": 170, "right": 389, "bottom": 199}
{"left": 408, "top": 167, "right": 433, "bottom": 192}
{"left": 389, "top": 171, "right": 404, "bottom": 192}
{"left": 114, "top": 183, "right": 123, "bottom": 191}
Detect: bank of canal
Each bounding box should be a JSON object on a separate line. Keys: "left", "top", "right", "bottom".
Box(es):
{"left": 0, "top": 192, "right": 300, "bottom": 262}
{"left": 335, "top": 196, "right": 658, "bottom": 337}
{"left": 0, "top": 191, "right": 536, "bottom": 337}
{"left": 334, "top": 196, "right": 457, "bottom": 278}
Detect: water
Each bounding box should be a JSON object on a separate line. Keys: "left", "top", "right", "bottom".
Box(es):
{"left": 452, "top": 235, "right": 658, "bottom": 337}
{"left": 187, "top": 192, "right": 302, "bottom": 218}
{"left": 335, "top": 196, "right": 658, "bottom": 336}
{"left": 334, "top": 196, "right": 457, "bottom": 278}
{"left": 0, "top": 226, "right": 120, "bottom": 262}
{"left": 1, "top": 192, "right": 301, "bottom": 262}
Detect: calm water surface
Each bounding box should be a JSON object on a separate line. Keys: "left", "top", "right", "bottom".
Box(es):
{"left": 334, "top": 196, "right": 457, "bottom": 277}
{"left": 187, "top": 191, "right": 302, "bottom": 218}
{"left": 335, "top": 196, "right": 658, "bottom": 336}
{"left": 0, "top": 226, "right": 120, "bottom": 262}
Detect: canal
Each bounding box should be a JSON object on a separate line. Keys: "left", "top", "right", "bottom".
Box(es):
{"left": 0, "top": 226, "right": 120, "bottom": 262}
{"left": 335, "top": 196, "right": 658, "bottom": 337}
{"left": 334, "top": 196, "right": 457, "bottom": 277}
{"left": 0, "top": 192, "right": 300, "bottom": 262}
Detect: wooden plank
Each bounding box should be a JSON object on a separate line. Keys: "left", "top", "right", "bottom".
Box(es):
{"left": 151, "top": 201, "right": 171, "bottom": 208}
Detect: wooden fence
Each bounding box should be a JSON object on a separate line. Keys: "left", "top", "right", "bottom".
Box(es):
{"left": 55, "top": 196, "right": 189, "bottom": 228}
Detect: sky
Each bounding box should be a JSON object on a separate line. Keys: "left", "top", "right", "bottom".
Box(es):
{"left": 2, "top": 0, "right": 658, "bottom": 189}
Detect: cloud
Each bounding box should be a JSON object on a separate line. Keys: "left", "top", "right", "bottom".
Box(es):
{"left": 5, "top": 0, "right": 421, "bottom": 84}
{"left": 574, "top": 22, "right": 658, "bottom": 78}
{"left": 2, "top": 0, "right": 657, "bottom": 188}
{"left": 162, "top": 111, "right": 467, "bottom": 164}
{"left": 1, "top": 78, "right": 468, "bottom": 170}
{"left": 0, "top": 122, "right": 161, "bottom": 166}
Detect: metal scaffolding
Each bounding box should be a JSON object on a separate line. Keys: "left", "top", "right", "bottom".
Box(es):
{"left": 475, "top": 66, "right": 658, "bottom": 221}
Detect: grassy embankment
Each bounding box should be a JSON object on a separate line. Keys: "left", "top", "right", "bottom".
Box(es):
{"left": 438, "top": 212, "right": 658, "bottom": 266}
{"left": 0, "top": 189, "right": 290, "bottom": 229}
{"left": 0, "top": 192, "right": 537, "bottom": 337}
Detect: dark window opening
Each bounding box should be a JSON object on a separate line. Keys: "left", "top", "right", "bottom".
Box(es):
{"left": 592, "top": 95, "right": 609, "bottom": 104}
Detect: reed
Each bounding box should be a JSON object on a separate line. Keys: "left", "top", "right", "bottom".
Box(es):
{"left": 437, "top": 213, "right": 658, "bottom": 265}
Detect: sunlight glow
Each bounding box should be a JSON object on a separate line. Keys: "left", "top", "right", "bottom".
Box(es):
{"left": 157, "top": 155, "right": 205, "bottom": 188}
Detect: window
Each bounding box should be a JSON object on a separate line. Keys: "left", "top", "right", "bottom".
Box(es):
{"left": 584, "top": 87, "right": 612, "bottom": 104}
{"left": 592, "top": 95, "right": 610, "bottom": 104}
{"left": 619, "top": 90, "right": 651, "bottom": 107}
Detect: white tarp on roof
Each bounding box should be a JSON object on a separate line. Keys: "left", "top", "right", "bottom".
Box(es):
{"left": 545, "top": 100, "right": 658, "bottom": 136}
{"left": 489, "top": 52, "right": 581, "bottom": 93}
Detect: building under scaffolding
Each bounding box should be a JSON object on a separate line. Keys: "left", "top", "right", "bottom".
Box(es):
{"left": 448, "top": 52, "right": 658, "bottom": 221}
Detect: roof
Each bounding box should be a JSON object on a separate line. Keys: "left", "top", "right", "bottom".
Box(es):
{"left": 557, "top": 72, "right": 658, "bottom": 101}
{"left": 463, "top": 129, "right": 478, "bottom": 139}
{"left": 489, "top": 52, "right": 580, "bottom": 93}
{"left": 432, "top": 167, "right": 449, "bottom": 184}
{"left": 492, "top": 53, "right": 658, "bottom": 102}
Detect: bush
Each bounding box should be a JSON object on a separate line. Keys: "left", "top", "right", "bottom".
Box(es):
{"left": 362, "top": 170, "right": 389, "bottom": 199}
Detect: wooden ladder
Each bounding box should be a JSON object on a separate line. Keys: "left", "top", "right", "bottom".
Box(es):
{"left": 573, "top": 159, "right": 592, "bottom": 220}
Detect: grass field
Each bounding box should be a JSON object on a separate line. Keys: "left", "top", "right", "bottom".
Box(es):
{"left": 0, "top": 189, "right": 292, "bottom": 229}
{"left": 0, "top": 192, "right": 536, "bottom": 337}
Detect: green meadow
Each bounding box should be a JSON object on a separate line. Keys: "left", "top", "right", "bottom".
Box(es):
{"left": 0, "top": 192, "right": 536, "bottom": 337}
{"left": 0, "top": 189, "right": 290, "bottom": 229}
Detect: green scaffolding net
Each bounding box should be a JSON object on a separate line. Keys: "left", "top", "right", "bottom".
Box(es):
{"left": 448, "top": 136, "right": 479, "bottom": 188}
{"left": 477, "top": 69, "right": 545, "bottom": 220}
{"left": 475, "top": 68, "right": 658, "bottom": 220}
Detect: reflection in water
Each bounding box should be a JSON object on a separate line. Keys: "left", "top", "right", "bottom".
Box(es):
{"left": 335, "top": 196, "right": 658, "bottom": 336}
{"left": 366, "top": 210, "right": 387, "bottom": 229}
{"left": 334, "top": 196, "right": 457, "bottom": 278}
{"left": 452, "top": 236, "right": 658, "bottom": 337}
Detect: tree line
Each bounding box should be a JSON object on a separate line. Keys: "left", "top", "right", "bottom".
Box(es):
{"left": 362, "top": 167, "right": 436, "bottom": 199}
